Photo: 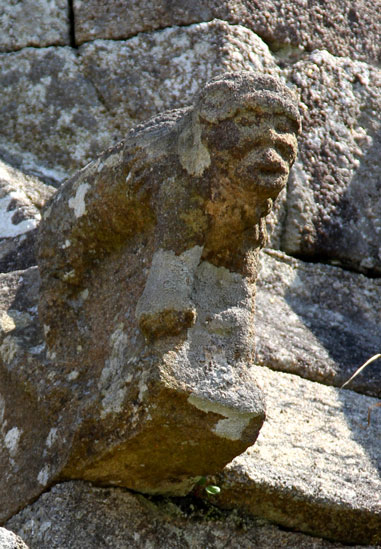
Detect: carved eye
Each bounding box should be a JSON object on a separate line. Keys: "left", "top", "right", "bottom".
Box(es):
{"left": 235, "top": 111, "right": 263, "bottom": 127}
{"left": 275, "top": 119, "right": 291, "bottom": 133}
{"left": 275, "top": 116, "right": 299, "bottom": 135}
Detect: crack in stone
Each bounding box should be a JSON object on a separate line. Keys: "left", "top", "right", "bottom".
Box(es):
{"left": 0, "top": 18, "right": 277, "bottom": 58}
{"left": 0, "top": 13, "right": 380, "bottom": 73}
{"left": 76, "top": 18, "right": 217, "bottom": 48}
{"left": 68, "top": 0, "right": 77, "bottom": 49}
{"left": 275, "top": 249, "right": 381, "bottom": 279}
{"left": 0, "top": 42, "right": 70, "bottom": 55}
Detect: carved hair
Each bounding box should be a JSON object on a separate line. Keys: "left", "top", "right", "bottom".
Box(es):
{"left": 196, "top": 71, "right": 301, "bottom": 129}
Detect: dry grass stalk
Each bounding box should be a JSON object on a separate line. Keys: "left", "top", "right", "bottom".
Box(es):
{"left": 341, "top": 354, "right": 381, "bottom": 427}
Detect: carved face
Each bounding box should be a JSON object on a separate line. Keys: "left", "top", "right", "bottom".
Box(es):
{"left": 233, "top": 110, "right": 298, "bottom": 197}
{"left": 202, "top": 108, "right": 299, "bottom": 200}
{"left": 196, "top": 102, "right": 299, "bottom": 269}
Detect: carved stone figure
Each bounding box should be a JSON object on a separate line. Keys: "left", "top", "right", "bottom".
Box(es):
{"left": 35, "top": 71, "right": 300, "bottom": 495}
{"left": 39, "top": 71, "right": 300, "bottom": 335}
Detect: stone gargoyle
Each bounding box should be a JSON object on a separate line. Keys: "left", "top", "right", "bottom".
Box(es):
{"left": 0, "top": 71, "right": 300, "bottom": 521}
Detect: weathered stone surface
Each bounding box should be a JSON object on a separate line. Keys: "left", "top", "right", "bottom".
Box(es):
{"left": 0, "top": 267, "right": 73, "bottom": 523}
{"left": 36, "top": 71, "right": 299, "bottom": 496}
{"left": 79, "top": 21, "right": 279, "bottom": 130}
{"left": 73, "top": 0, "right": 222, "bottom": 43}
{"left": 0, "top": 160, "right": 55, "bottom": 272}
{"left": 282, "top": 51, "right": 381, "bottom": 274}
{"left": 6, "top": 481, "right": 367, "bottom": 549}
{"left": 0, "top": 527, "right": 28, "bottom": 549}
{"left": 255, "top": 249, "right": 381, "bottom": 398}
{"left": 0, "top": 21, "right": 279, "bottom": 180}
{"left": 0, "top": 46, "right": 115, "bottom": 184}
{"left": 73, "top": 1, "right": 381, "bottom": 64}
{"left": 215, "top": 365, "right": 381, "bottom": 545}
{"left": 0, "top": 72, "right": 300, "bottom": 521}
{"left": 1, "top": 263, "right": 258, "bottom": 523}
{"left": 0, "top": 0, "right": 69, "bottom": 52}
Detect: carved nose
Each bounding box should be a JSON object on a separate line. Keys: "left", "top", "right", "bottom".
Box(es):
{"left": 257, "top": 148, "right": 288, "bottom": 174}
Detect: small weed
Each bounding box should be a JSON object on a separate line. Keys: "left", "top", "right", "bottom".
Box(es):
{"left": 195, "top": 477, "right": 221, "bottom": 497}
{"left": 205, "top": 485, "right": 221, "bottom": 496}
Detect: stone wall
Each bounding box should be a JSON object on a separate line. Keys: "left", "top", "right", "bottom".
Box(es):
{"left": 1, "top": 1, "right": 380, "bottom": 547}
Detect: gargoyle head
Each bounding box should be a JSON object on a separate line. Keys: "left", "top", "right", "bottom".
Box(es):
{"left": 197, "top": 72, "right": 301, "bottom": 196}
{"left": 177, "top": 71, "right": 301, "bottom": 270}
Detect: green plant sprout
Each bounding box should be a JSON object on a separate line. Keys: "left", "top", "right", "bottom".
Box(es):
{"left": 341, "top": 353, "right": 381, "bottom": 427}
{"left": 197, "top": 476, "right": 221, "bottom": 496}
{"left": 205, "top": 485, "right": 221, "bottom": 496}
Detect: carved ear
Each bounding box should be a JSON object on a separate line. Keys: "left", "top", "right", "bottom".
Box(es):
{"left": 178, "top": 115, "right": 211, "bottom": 177}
